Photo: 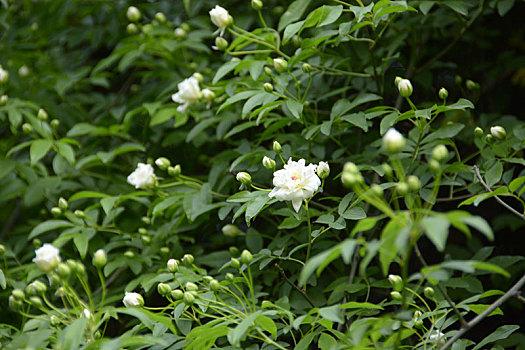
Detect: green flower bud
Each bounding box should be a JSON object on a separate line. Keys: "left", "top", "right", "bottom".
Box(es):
{"left": 261, "top": 300, "right": 273, "bottom": 308}
{"left": 343, "top": 162, "right": 359, "bottom": 174}
{"left": 29, "top": 296, "right": 43, "bottom": 308}
{"left": 371, "top": 184, "right": 384, "bottom": 197}
{"left": 264, "top": 66, "right": 272, "bottom": 75}
{"left": 394, "top": 76, "right": 403, "bottom": 86}
{"left": 414, "top": 310, "right": 422, "bottom": 319}
{"left": 12, "top": 289, "right": 25, "bottom": 301}
{"left": 0, "top": 244, "right": 4, "bottom": 255}
{"left": 407, "top": 175, "right": 421, "bottom": 192}
{"left": 263, "top": 82, "right": 274, "bottom": 93}
{"left": 214, "top": 36, "right": 228, "bottom": 51}
{"left": 22, "top": 123, "right": 33, "bottom": 134}
{"left": 183, "top": 291, "right": 195, "bottom": 305}
{"left": 0, "top": 94, "right": 7, "bottom": 106}
{"left": 168, "top": 164, "right": 182, "bottom": 177}
{"left": 236, "top": 172, "right": 252, "bottom": 185}
{"left": 388, "top": 274, "right": 403, "bottom": 292}
{"left": 160, "top": 247, "right": 170, "bottom": 255}
{"left": 58, "top": 197, "right": 68, "bottom": 210}
{"left": 251, "top": 0, "right": 263, "bottom": 11}
{"left": 262, "top": 156, "right": 276, "bottom": 170}
{"left": 182, "top": 254, "right": 194, "bottom": 265}
{"left": 383, "top": 128, "right": 406, "bottom": 153}
{"left": 51, "top": 207, "right": 62, "bottom": 217}
{"left": 222, "top": 224, "right": 240, "bottom": 238}
{"left": 31, "top": 281, "right": 46, "bottom": 296}
{"left": 192, "top": 72, "right": 204, "bottom": 83}
{"left": 341, "top": 172, "right": 363, "bottom": 188}
{"left": 302, "top": 63, "right": 312, "bottom": 73}
{"left": 74, "top": 210, "right": 85, "bottom": 218}
{"left": 37, "top": 108, "right": 48, "bottom": 121}
{"left": 167, "top": 259, "right": 179, "bottom": 273}
{"left": 142, "top": 24, "right": 153, "bottom": 34}
{"left": 126, "top": 6, "right": 141, "bottom": 22}
{"left": 438, "top": 87, "right": 448, "bottom": 100}
{"left": 429, "top": 159, "right": 441, "bottom": 173}
{"left": 155, "top": 157, "right": 171, "bottom": 170}
{"left": 174, "top": 27, "right": 187, "bottom": 39}
{"left": 272, "top": 141, "right": 281, "bottom": 153}
{"left": 229, "top": 246, "right": 240, "bottom": 256}
{"left": 316, "top": 161, "right": 330, "bottom": 179}
{"left": 424, "top": 287, "right": 434, "bottom": 298}
{"left": 55, "top": 287, "right": 66, "bottom": 297}
{"left": 390, "top": 291, "right": 403, "bottom": 301}
{"left": 414, "top": 319, "right": 423, "bottom": 328}
{"left": 138, "top": 227, "right": 147, "bottom": 235}
{"left": 397, "top": 79, "right": 413, "bottom": 97}
{"left": 396, "top": 182, "right": 409, "bottom": 196}
{"left": 126, "top": 23, "right": 138, "bottom": 34}
{"left": 157, "top": 283, "right": 171, "bottom": 296}
{"left": 141, "top": 234, "right": 151, "bottom": 244}
{"left": 210, "top": 279, "right": 221, "bottom": 292}
{"left": 273, "top": 58, "right": 288, "bottom": 73}
{"left": 240, "top": 250, "right": 253, "bottom": 264}
{"left": 185, "top": 282, "right": 198, "bottom": 291}
{"left": 432, "top": 145, "right": 448, "bottom": 162}
{"left": 485, "top": 134, "right": 494, "bottom": 143}
{"left": 50, "top": 315, "right": 60, "bottom": 326}
{"left": 490, "top": 126, "right": 506, "bottom": 140}
{"left": 226, "top": 272, "right": 234, "bottom": 281}
{"left": 202, "top": 88, "right": 215, "bottom": 101}
{"left": 465, "top": 79, "right": 478, "bottom": 91}
{"left": 9, "top": 295, "right": 22, "bottom": 311}
{"left": 141, "top": 216, "right": 151, "bottom": 224}
{"left": 93, "top": 249, "right": 107, "bottom": 268}
{"left": 474, "top": 127, "right": 484, "bottom": 137}
{"left": 231, "top": 258, "right": 240, "bottom": 269}
{"left": 124, "top": 251, "right": 135, "bottom": 258}
{"left": 50, "top": 119, "right": 59, "bottom": 128}
{"left": 454, "top": 75, "right": 462, "bottom": 85}
{"left": 180, "top": 23, "right": 190, "bottom": 32}
{"left": 203, "top": 276, "right": 213, "bottom": 283}
{"left": 155, "top": 12, "right": 166, "bottom": 23}
{"left": 171, "top": 289, "right": 183, "bottom": 300}
{"left": 57, "top": 263, "right": 71, "bottom": 279}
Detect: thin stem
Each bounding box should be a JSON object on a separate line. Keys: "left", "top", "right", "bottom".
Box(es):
{"left": 304, "top": 201, "right": 313, "bottom": 261}
{"left": 97, "top": 268, "right": 107, "bottom": 307}
{"left": 275, "top": 263, "right": 315, "bottom": 307}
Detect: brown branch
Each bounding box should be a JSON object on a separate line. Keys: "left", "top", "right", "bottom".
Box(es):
{"left": 275, "top": 263, "right": 315, "bottom": 308}
{"left": 472, "top": 165, "right": 525, "bottom": 220}
{"left": 440, "top": 273, "right": 525, "bottom": 350}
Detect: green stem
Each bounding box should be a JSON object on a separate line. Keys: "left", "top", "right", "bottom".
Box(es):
{"left": 305, "top": 201, "right": 313, "bottom": 261}
{"left": 97, "top": 268, "right": 107, "bottom": 307}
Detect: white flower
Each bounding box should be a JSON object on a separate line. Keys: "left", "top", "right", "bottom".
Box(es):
{"left": 317, "top": 161, "right": 330, "bottom": 179}
{"left": 383, "top": 128, "right": 406, "bottom": 153}
{"left": 171, "top": 77, "right": 202, "bottom": 113}
{"left": 202, "top": 88, "right": 215, "bottom": 101}
{"left": 82, "top": 309, "right": 93, "bottom": 319}
{"left": 397, "top": 79, "right": 413, "bottom": 97}
{"left": 33, "top": 244, "right": 61, "bottom": 272}
{"left": 269, "top": 158, "right": 321, "bottom": 212}
{"left": 0, "top": 66, "right": 9, "bottom": 84}
{"left": 209, "top": 5, "right": 232, "bottom": 35}
{"left": 123, "top": 292, "right": 144, "bottom": 307}
{"left": 429, "top": 330, "right": 446, "bottom": 347}
{"left": 490, "top": 126, "right": 506, "bottom": 140}
{"left": 127, "top": 163, "right": 156, "bottom": 189}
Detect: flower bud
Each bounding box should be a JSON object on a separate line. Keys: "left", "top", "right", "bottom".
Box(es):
{"left": 252, "top": 0, "right": 263, "bottom": 10}
{"left": 341, "top": 172, "right": 363, "bottom": 188}
{"left": 0, "top": 94, "right": 8, "bottom": 105}
{"left": 157, "top": 283, "right": 171, "bottom": 296}
{"left": 22, "top": 123, "right": 33, "bottom": 134}
{"left": 203, "top": 276, "right": 213, "bottom": 283}
{"left": 124, "top": 251, "right": 135, "bottom": 258}
{"left": 397, "top": 79, "right": 413, "bottom": 97}
{"left": 231, "top": 258, "right": 240, "bottom": 269}
{"left": 182, "top": 254, "right": 194, "bottom": 265}
{"left": 236, "top": 172, "right": 252, "bottom": 185}
{"left": 57, "top": 263, "right": 71, "bottom": 279}
{"left": 0, "top": 244, "right": 4, "bottom": 255}
{"left": 209, "top": 5, "right": 233, "bottom": 33}
{"left": 168, "top": 164, "right": 182, "bottom": 177}
{"left": 160, "top": 247, "right": 170, "bottom": 255}
{"left": 55, "top": 287, "right": 66, "bottom": 297}
{"left": 37, "top": 108, "right": 48, "bottom": 121}
{"left": 396, "top": 182, "right": 409, "bottom": 196}
{"left": 302, "top": 63, "right": 312, "bottom": 73}
{"left": 185, "top": 282, "right": 198, "bottom": 291}
{"left": 407, "top": 175, "right": 421, "bottom": 192}
{"left": 167, "top": 259, "right": 179, "bottom": 273}
{"left": 192, "top": 72, "right": 203, "bottom": 83}
{"left": 431, "top": 145, "right": 448, "bottom": 162}
{"left": 0, "top": 66, "right": 9, "bottom": 84}
{"left": 222, "top": 224, "right": 240, "bottom": 238}
{"left": 210, "top": 279, "right": 221, "bottom": 292}
{"left": 29, "top": 296, "right": 43, "bottom": 308}
{"left": 429, "top": 159, "right": 441, "bottom": 173}
{"left": 390, "top": 291, "right": 402, "bottom": 301}
{"left": 273, "top": 141, "right": 281, "bottom": 153}
{"left": 370, "top": 184, "right": 384, "bottom": 197}
{"left": 50, "top": 315, "right": 60, "bottom": 326}
{"left": 9, "top": 296, "right": 22, "bottom": 311}
{"left": 273, "top": 58, "right": 288, "bottom": 73}
{"left": 465, "top": 79, "right": 478, "bottom": 91}
{"left": 202, "top": 88, "right": 215, "bottom": 101}
{"left": 226, "top": 272, "right": 235, "bottom": 281}
{"left": 262, "top": 156, "right": 276, "bottom": 169}
{"left": 12, "top": 289, "right": 25, "bottom": 301}
{"left": 343, "top": 162, "right": 359, "bottom": 174}
{"left": 455, "top": 75, "right": 462, "bottom": 85}
{"left": 317, "top": 161, "right": 330, "bottom": 179}
{"left": 93, "top": 249, "right": 107, "bottom": 268}
{"left": 183, "top": 291, "right": 195, "bottom": 305}
{"left": 127, "top": 23, "right": 138, "bottom": 34}
{"left": 74, "top": 210, "right": 85, "bottom": 218}
{"left": 240, "top": 250, "right": 253, "bottom": 264}
{"left": 155, "top": 12, "right": 167, "bottom": 23}
{"left": 123, "top": 292, "right": 144, "bottom": 307}
{"left": 18, "top": 67, "right": 29, "bottom": 78}
{"left": 264, "top": 66, "right": 272, "bottom": 75}
{"left": 474, "top": 127, "right": 484, "bottom": 137}
{"left": 141, "top": 234, "right": 151, "bottom": 244}
{"left": 51, "top": 207, "right": 62, "bottom": 217}
{"left": 261, "top": 300, "right": 273, "bottom": 308}
{"left": 155, "top": 157, "right": 171, "bottom": 170}
{"left": 490, "top": 126, "right": 506, "bottom": 140}
{"left": 174, "top": 27, "right": 187, "bottom": 39}
{"left": 142, "top": 23, "right": 153, "bottom": 34}
{"left": 438, "top": 87, "right": 448, "bottom": 100}
{"left": 263, "top": 82, "right": 273, "bottom": 93}
{"left": 229, "top": 246, "right": 240, "bottom": 256}
{"left": 388, "top": 274, "right": 403, "bottom": 292}
{"left": 171, "top": 289, "right": 183, "bottom": 300}
{"left": 394, "top": 76, "right": 403, "bottom": 86}
{"left": 214, "top": 36, "right": 228, "bottom": 51}
{"left": 414, "top": 319, "right": 423, "bottom": 328}
{"left": 383, "top": 128, "right": 406, "bottom": 153}
{"left": 58, "top": 197, "right": 68, "bottom": 210}
{"left": 126, "top": 6, "right": 141, "bottom": 22}
{"left": 424, "top": 286, "right": 434, "bottom": 298}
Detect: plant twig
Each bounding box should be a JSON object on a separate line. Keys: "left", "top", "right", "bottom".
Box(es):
{"left": 472, "top": 165, "right": 525, "bottom": 220}
{"left": 275, "top": 263, "right": 315, "bottom": 307}
{"left": 440, "top": 273, "right": 525, "bottom": 350}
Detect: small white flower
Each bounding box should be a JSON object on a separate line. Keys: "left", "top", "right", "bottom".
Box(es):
{"left": 317, "top": 161, "right": 330, "bottom": 179}
{"left": 209, "top": 5, "right": 232, "bottom": 35}
{"left": 171, "top": 76, "right": 202, "bottom": 113}
{"left": 0, "top": 66, "right": 9, "bottom": 83}
{"left": 397, "top": 79, "right": 413, "bottom": 97}
{"left": 127, "top": 163, "right": 156, "bottom": 189}
{"left": 429, "top": 330, "right": 446, "bottom": 347}
{"left": 383, "top": 128, "right": 406, "bottom": 153}
{"left": 490, "top": 126, "right": 506, "bottom": 140}
{"left": 123, "top": 292, "right": 144, "bottom": 307}
{"left": 33, "top": 244, "right": 61, "bottom": 272}
{"left": 269, "top": 158, "right": 321, "bottom": 212}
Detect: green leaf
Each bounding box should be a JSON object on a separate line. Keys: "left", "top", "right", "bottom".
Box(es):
{"left": 56, "top": 141, "right": 75, "bottom": 164}
{"left": 472, "top": 325, "right": 520, "bottom": 350}
{"left": 468, "top": 304, "right": 503, "bottom": 316}
{"left": 318, "top": 333, "right": 337, "bottom": 350}
{"left": 341, "top": 112, "right": 368, "bottom": 132}
{"left": 485, "top": 162, "right": 503, "bottom": 187}
{"left": 286, "top": 100, "right": 303, "bottom": 119}
{"left": 509, "top": 176, "right": 525, "bottom": 192}
{"left": 245, "top": 194, "right": 271, "bottom": 224}
{"left": 58, "top": 318, "right": 88, "bottom": 350}
{"left": 30, "top": 139, "right": 53, "bottom": 164}
{"left": 461, "top": 215, "right": 494, "bottom": 241}
{"left": 470, "top": 261, "right": 510, "bottom": 277}
{"left": 422, "top": 124, "right": 464, "bottom": 144}
{"left": 150, "top": 107, "right": 180, "bottom": 126}
{"left": 317, "top": 5, "right": 343, "bottom": 27}
{"left": 444, "top": 1, "right": 468, "bottom": 16}
{"left": 213, "top": 61, "right": 239, "bottom": 84}
{"left": 283, "top": 20, "right": 305, "bottom": 44}
{"left": 69, "top": 191, "right": 110, "bottom": 201}
{"left": 341, "top": 207, "right": 366, "bottom": 220}
{"left": 119, "top": 307, "right": 177, "bottom": 334}
{"left": 340, "top": 301, "right": 383, "bottom": 310}
{"left": 0, "top": 268, "right": 6, "bottom": 289}
{"left": 29, "top": 220, "right": 75, "bottom": 239}
{"left": 278, "top": 0, "right": 312, "bottom": 31}
{"left": 421, "top": 216, "right": 450, "bottom": 252}
{"left": 101, "top": 196, "right": 119, "bottom": 215}
{"left": 255, "top": 315, "right": 277, "bottom": 338}
{"left": 227, "top": 311, "right": 261, "bottom": 346}
{"left": 318, "top": 304, "right": 343, "bottom": 323}
{"left": 497, "top": 0, "right": 515, "bottom": 16}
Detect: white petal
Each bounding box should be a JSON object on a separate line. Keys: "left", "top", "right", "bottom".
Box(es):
{"left": 292, "top": 199, "right": 303, "bottom": 212}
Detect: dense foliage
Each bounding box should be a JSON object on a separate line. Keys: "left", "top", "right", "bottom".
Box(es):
{"left": 1, "top": 0, "right": 524, "bottom": 349}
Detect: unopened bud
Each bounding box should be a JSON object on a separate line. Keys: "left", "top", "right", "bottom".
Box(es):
{"left": 126, "top": 6, "right": 141, "bottom": 22}
{"left": 203, "top": 276, "right": 213, "bottom": 283}
{"left": 210, "top": 279, "right": 221, "bottom": 292}
{"left": 51, "top": 207, "right": 62, "bottom": 217}
{"left": 396, "top": 182, "right": 409, "bottom": 196}
{"left": 9, "top": 296, "right": 22, "bottom": 311}
{"left": 388, "top": 274, "right": 403, "bottom": 292}
{"left": 226, "top": 272, "right": 235, "bottom": 281}
{"left": 37, "top": 108, "right": 48, "bottom": 121}
{"left": 185, "top": 282, "right": 198, "bottom": 291}
{"left": 465, "top": 79, "right": 478, "bottom": 91}
{"left": 57, "top": 263, "right": 71, "bottom": 279}
{"left": 424, "top": 287, "right": 434, "bottom": 298}
{"left": 171, "top": 289, "right": 183, "bottom": 300}
{"left": 141, "top": 234, "right": 151, "bottom": 244}
{"left": 160, "top": 247, "right": 170, "bottom": 255}
{"left": 0, "top": 95, "right": 7, "bottom": 105}
{"left": 222, "top": 224, "right": 240, "bottom": 238}
{"left": 126, "top": 23, "right": 138, "bottom": 34}
{"left": 240, "top": 250, "right": 253, "bottom": 264}
{"left": 341, "top": 172, "right": 363, "bottom": 188}
{"left": 93, "top": 249, "right": 107, "bottom": 268}
{"left": 455, "top": 75, "right": 462, "bottom": 85}
{"left": 397, "top": 79, "right": 413, "bottom": 97}
{"left": 142, "top": 24, "right": 153, "bottom": 34}
{"left": 438, "top": 87, "right": 448, "bottom": 100}
{"left": 231, "top": 258, "right": 240, "bottom": 269}
{"left": 182, "top": 254, "right": 194, "bottom": 265}
{"left": 407, "top": 175, "right": 421, "bottom": 192}
{"left": 155, "top": 12, "right": 167, "bottom": 23}
{"left": 432, "top": 145, "right": 448, "bottom": 162}
{"left": 57, "top": 197, "right": 68, "bottom": 211}
{"left": 273, "top": 141, "right": 281, "bottom": 153}
{"left": 383, "top": 128, "right": 406, "bottom": 153}
{"left": 22, "top": 123, "right": 33, "bottom": 134}
{"left": 263, "top": 82, "right": 273, "bottom": 93}
{"left": 167, "top": 259, "right": 179, "bottom": 273}
{"left": 252, "top": 0, "right": 263, "bottom": 10}
{"left": 343, "top": 162, "right": 359, "bottom": 174}
{"left": 74, "top": 210, "right": 85, "bottom": 218}
{"left": 429, "top": 159, "right": 441, "bottom": 173}
{"left": 317, "top": 161, "right": 330, "bottom": 179}
{"left": 29, "top": 296, "right": 43, "bottom": 308}
{"left": 141, "top": 216, "right": 151, "bottom": 224}
{"left": 214, "top": 36, "right": 228, "bottom": 50}
{"left": 370, "top": 184, "right": 384, "bottom": 197}
{"left": 202, "top": 88, "right": 215, "bottom": 101}
{"left": 50, "top": 315, "right": 60, "bottom": 326}
{"left": 174, "top": 27, "right": 187, "bottom": 39}
{"left": 155, "top": 157, "right": 171, "bottom": 170}
{"left": 394, "top": 76, "right": 403, "bottom": 86}
{"left": 229, "top": 246, "right": 240, "bottom": 256}
{"left": 124, "top": 250, "right": 135, "bottom": 258}
{"left": 12, "top": 289, "right": 25, "bottom": 301}
{"left": 474, "top": 127, "right": 484, "bottom": 137}
{"left": 168, "top": 164, "right": 181, "bottom": 177}
{"left": 236, "top": 172, "right": 251, "bottom": 185}
{"left": 264, "top": 66, "right": 272, "bottom": 75}
{"left": 390, "top": 291, "right": 402, "bottom": 301}
{"left": 0, "top": 244, "right": 4, "bottom": 255}
{"left": 273, "top": 58, "right": 288, "bottom": 73}
{"left": 183, "top": 291, "right": 195, "bottom": 305}
{"left": 157, "top": 283, "right": 171, "bottom": 296}
{"left": 490, "top": 126, "right": 506, "bottom": 140}
{"left": 302, "top": 63, "right": 312, "bottom": 73}
{"left": 262, "top": 156, "right": 276, "bottom": 169}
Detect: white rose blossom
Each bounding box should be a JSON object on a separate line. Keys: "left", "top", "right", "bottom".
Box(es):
{"left": 123, "top": 292, "right": 144, "bottom": 307}
{"left": 127, "top": 163, "right": 156, "bottom": 189}
{"left": 209, "top": 5, "right": 231, "bottom": 36}
{"left": 171, "top": 76, "right": 202, "bottom": 113}
{"left": 429, "top": 330, "right": 446, "bottom": 346}
{"left": 33, "top": 243, "right": 61, "bottom": 272}
{"left": 269, "top": 158, "right": 321, "bottom": 212}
